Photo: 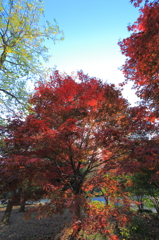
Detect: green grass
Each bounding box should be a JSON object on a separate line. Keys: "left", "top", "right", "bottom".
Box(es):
{"left": 0, "top": 204, "right": 7, "bottom": 208}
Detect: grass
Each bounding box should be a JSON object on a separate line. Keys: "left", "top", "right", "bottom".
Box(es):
{"left": 0, "top": 204, "right": 7, "bottom": 208}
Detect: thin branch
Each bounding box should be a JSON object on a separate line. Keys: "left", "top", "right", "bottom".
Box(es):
{"left": 0, "top": 88, "right": 22, "bottom": 104}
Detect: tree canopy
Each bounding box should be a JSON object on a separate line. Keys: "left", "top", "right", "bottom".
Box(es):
{"left": 0, "top": 71, "right": 136, "bottom": 238}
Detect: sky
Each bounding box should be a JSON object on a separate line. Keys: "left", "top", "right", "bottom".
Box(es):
{"left": 43, "top": 0, "right": 141, "bottom": 105}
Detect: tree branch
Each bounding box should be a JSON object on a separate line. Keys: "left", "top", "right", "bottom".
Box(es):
{"left": 0, "top": 88, "right": 22, "bottom": 104}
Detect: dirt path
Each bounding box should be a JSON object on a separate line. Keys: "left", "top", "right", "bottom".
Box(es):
{"left": 0, "top": 205, "right": 71, "bottom": 240}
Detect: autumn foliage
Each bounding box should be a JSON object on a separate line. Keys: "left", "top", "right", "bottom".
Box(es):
{"left": 117, "top": 0, "right": 159, "bottom": 224}
{"left": 119, "top": 1, "right": 159, "bottom": 115}
{"left": 118, "top": 0, "right": 159, "bottom": 195}
{"left": 1, "top": 66, "right": 158, "bottom": 238}
{"left": 1, "top": 1, "right": 159, "bottom": 238}
{"left": 0, "top": 70, "right": 139, "bottom": 238}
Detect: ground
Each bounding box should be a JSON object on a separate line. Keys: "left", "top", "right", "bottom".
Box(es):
{"left": 1, "top": 204, "right": 159, "bottom": 240}
{"left": 0, "top": 205, "right": 71, "bottom": 240}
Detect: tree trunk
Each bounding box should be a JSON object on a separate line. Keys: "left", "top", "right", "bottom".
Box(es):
{"left": 136, "top": 195, "right": 144, "bottom": 212}
{"left": 138, "top": 202, "right": 144, "bottom": 212}
{"left": 114, "top": 220, "right": 122, "bottom": 239}
{"left": 1, "top": 199, "right": 14, "bottom": 224}
{"left": 19, "top": 200, "right": 26, "bottom": 212}
{"left": 69, "top": 193, "right": 82, "bottom": 240}
{"left": 1, "top": 189, "right": 22, "bottom": 224}
{"left": 104, "top": 195, "right": 109, "bottom": 205}
{"left": 68, "top": 177, "right": 84, "bottom": 239}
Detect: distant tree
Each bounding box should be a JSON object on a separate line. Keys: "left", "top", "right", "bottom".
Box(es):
{"left": 126, "top": 139, "right": 159, "bottom": 215}
{"left": 128, "top": 173, "right": 149, "bottom": 211}
{"left": 0, "top": 0, "right": 64, "bottom": 122}
{"left": 0, "top": 151, "right": 51, "bottom": 224}
{"left": 127, "top": 170, "right": 159, "bottom": 214}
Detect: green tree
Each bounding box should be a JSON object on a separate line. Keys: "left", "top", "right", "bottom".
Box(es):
{"left": 128, "top": 171, "right": 159, "bottom": 214}
{"left": 0, "top": 0, "right": 64, "bottom": 122}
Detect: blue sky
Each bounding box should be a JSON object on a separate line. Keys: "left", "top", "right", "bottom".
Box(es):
{"left": 43, "top": 0, "right": 140, "bottom": 105}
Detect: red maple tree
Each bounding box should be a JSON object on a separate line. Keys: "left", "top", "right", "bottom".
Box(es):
{"left": 2, "top": 70, "right": 156, "bottom": 238}
{"left": 119, "top": 1, "right": 159, "bottom": 116}
{"left": 1, "top": 71, "right": 135, "bottom": 238}
{"left": 118, "top": 1, "right": 159, "bottom": 202}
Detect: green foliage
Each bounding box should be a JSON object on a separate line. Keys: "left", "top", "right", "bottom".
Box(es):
{"left": 92, "top": 200, "right": 105, "bottom": 209}
{"left": 80, "top": 232, "right": 108, "bottom": 240}
{"left": 0, "top": 0, "right": 64, "bottom": 120}
{"left": 144, "top": 197, "right": 155, "bottom": 209}
{"left": 120, "top": 217, "right": 147, "bottom": 239}
{"left": 127, "top": 172, "right": 159, "bottom": 213}
{"left": 120, "top": 213, "right": 159, "bottom": 240}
